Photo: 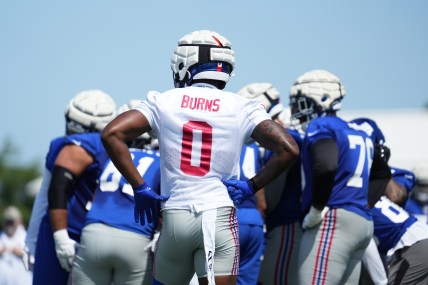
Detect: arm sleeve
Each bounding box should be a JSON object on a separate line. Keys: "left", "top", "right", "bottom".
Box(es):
{"left": 310, "top": 138, "right": 338, "bottom": 208}
{"left": 48, "top": 165, "right": 77, "bottom": 209}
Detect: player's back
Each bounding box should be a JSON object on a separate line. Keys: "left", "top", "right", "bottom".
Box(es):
{"left": 85, "top": 148, "right": 161, "bottom": 237}
{"left": 372, "top": 196, "right": 417, "bottom": 255}
{"left": 136, "top": 85, "right": 270, "bottom": 211}
{"left": 265, "top": 128, "right": 303, "bottom": 229}
{"left": 301, "top": 116, "right": 373, "bottom": 219}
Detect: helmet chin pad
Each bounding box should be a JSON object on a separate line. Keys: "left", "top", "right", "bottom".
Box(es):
{"left": 188, "top": 62, "right": 231, "bottom": 84}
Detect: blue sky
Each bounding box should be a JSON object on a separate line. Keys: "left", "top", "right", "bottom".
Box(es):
{"left": 1, "top": 1, "right": 427, "bottom": 166}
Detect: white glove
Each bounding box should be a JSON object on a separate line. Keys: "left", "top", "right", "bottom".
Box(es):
{"left": 53, "top": 229, "right": 77, "bottom": 272}
{"left": 302, "top": 206, "right": 329, "bottom": 229}
{"left": 22, "top": 245, "right": 35, "bottom": 271}
{"left": 144, "top": 231, "right": 160, "bottom": 253}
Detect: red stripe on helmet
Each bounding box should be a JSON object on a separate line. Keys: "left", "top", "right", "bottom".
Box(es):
{"left": 212, "top": 36, "right": 223, "bottom": 47}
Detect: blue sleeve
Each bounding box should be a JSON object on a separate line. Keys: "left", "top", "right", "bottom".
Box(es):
{"left": 64, "top": 132, "right": 104, "bottom": 159}
{"left": 391, "top": 167, "right": 416, "bottom": 193}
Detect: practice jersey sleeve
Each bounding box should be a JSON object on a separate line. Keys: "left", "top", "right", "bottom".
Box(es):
{"left": 240, "top": 98, "right": 271, "bottom": 144}
{"left": 391, "top": 167, "right": 416, "bottom": 193}
{"left": 63, "top": 133, "right": 106, "bottom": 161}
{"left": 135, "top": 91, "right": 161, "bottom": 138}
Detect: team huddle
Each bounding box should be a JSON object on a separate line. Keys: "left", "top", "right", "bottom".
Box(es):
{"left": 22, "top": 30, "right": 428, "bottom": 285}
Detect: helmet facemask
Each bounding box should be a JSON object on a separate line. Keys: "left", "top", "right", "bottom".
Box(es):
{"left": 289, "top": 69, "right": 346, "bottom": 131}
{"left": 65, "top": 114, "right": 97, "bottom": 135}
{"left": 290, "top": 94, "right": 323, "bottom": 131}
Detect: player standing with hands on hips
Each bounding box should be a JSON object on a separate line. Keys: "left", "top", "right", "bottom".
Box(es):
{"left": 101, "top": 30, "right": 299, "bottom": 285}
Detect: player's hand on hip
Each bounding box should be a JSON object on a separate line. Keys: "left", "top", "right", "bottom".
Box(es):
{"left": 133, "top": 183, "right": 169, "bottom": 226}
{"left": 53, "top": 229, "right": 78, "bottom": 272}
{"left": 222, "top": 179, "right": 255, "bottom": 205}
{"left": 302, "top": 206, "right": 329, "bottom": 229}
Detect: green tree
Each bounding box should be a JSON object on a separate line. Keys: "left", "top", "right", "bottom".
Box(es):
{"left": 0, "top": 139, "right": 41, "bottom": 227}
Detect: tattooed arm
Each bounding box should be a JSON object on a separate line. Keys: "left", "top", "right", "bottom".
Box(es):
{"left": 249, "top": 119, "right": 300, "bottom": 192}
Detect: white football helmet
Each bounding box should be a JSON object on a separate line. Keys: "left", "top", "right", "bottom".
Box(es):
{"left": 65, "top": 89, "right": 117, "bottom": 134}
{"left": 278, "top": 107, "right": 291, "bottom": 126}
{"left": 289, "top": 69, "right": 346, "bottom": 130}
{"left": 118, "top": 99, "right": 158, "bottom": 150}
{"left": 117, "top": 99, "right": 142, "bottom": 114}
{"left": 171, "top": 30, "right": 235, "bottom": 89}
{"left": 237, "top": 82, "right": 284, "bottom": 119}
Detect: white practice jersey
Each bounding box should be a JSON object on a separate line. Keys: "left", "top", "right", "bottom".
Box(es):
{"left": 136, "top": 84, "right": 271, "bottom": 212}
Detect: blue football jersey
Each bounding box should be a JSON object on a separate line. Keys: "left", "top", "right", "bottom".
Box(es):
{"left": 372, "top": 167, "right": 417, "bottom": 255}
{"left": 44, "top": 132, "right": 109, "bottom": 237}
{"left": 390, "top": 167, "right": 416, "bottom": 193}
{"left": 85, "top": 148, "right": 161, "bottom": 237}
{"left": 301, "top": 116, "right": 373, "bottom": 220}
{"left": 372, "top": 196, "right": 416, "bottom": 255}
{"left": 238, "top": 143, "right": 262, "bottom": 209}
{"left": 264, "top": 129, "right": 304, "bottom": 230}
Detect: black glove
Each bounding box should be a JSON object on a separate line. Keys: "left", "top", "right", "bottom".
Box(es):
{"left": 370, "top": 144, "right": 391, "bottom": 181}
{"left": 378, "top": 144, "right": 391, "bottom": 164}
{"left": 368, "top": 144, "right": 392, "bottom": 207}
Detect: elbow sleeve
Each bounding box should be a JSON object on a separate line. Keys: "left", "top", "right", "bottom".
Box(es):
{"left": 48, "top": 165, "right": 77, "bottom": 209}
{"left": 310, "top": 139, "right": 338, "bottom": 207}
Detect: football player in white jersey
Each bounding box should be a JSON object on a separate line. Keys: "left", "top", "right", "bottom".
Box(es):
{"left": 101, "top": 30, "right": 299, "bottom": 285}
